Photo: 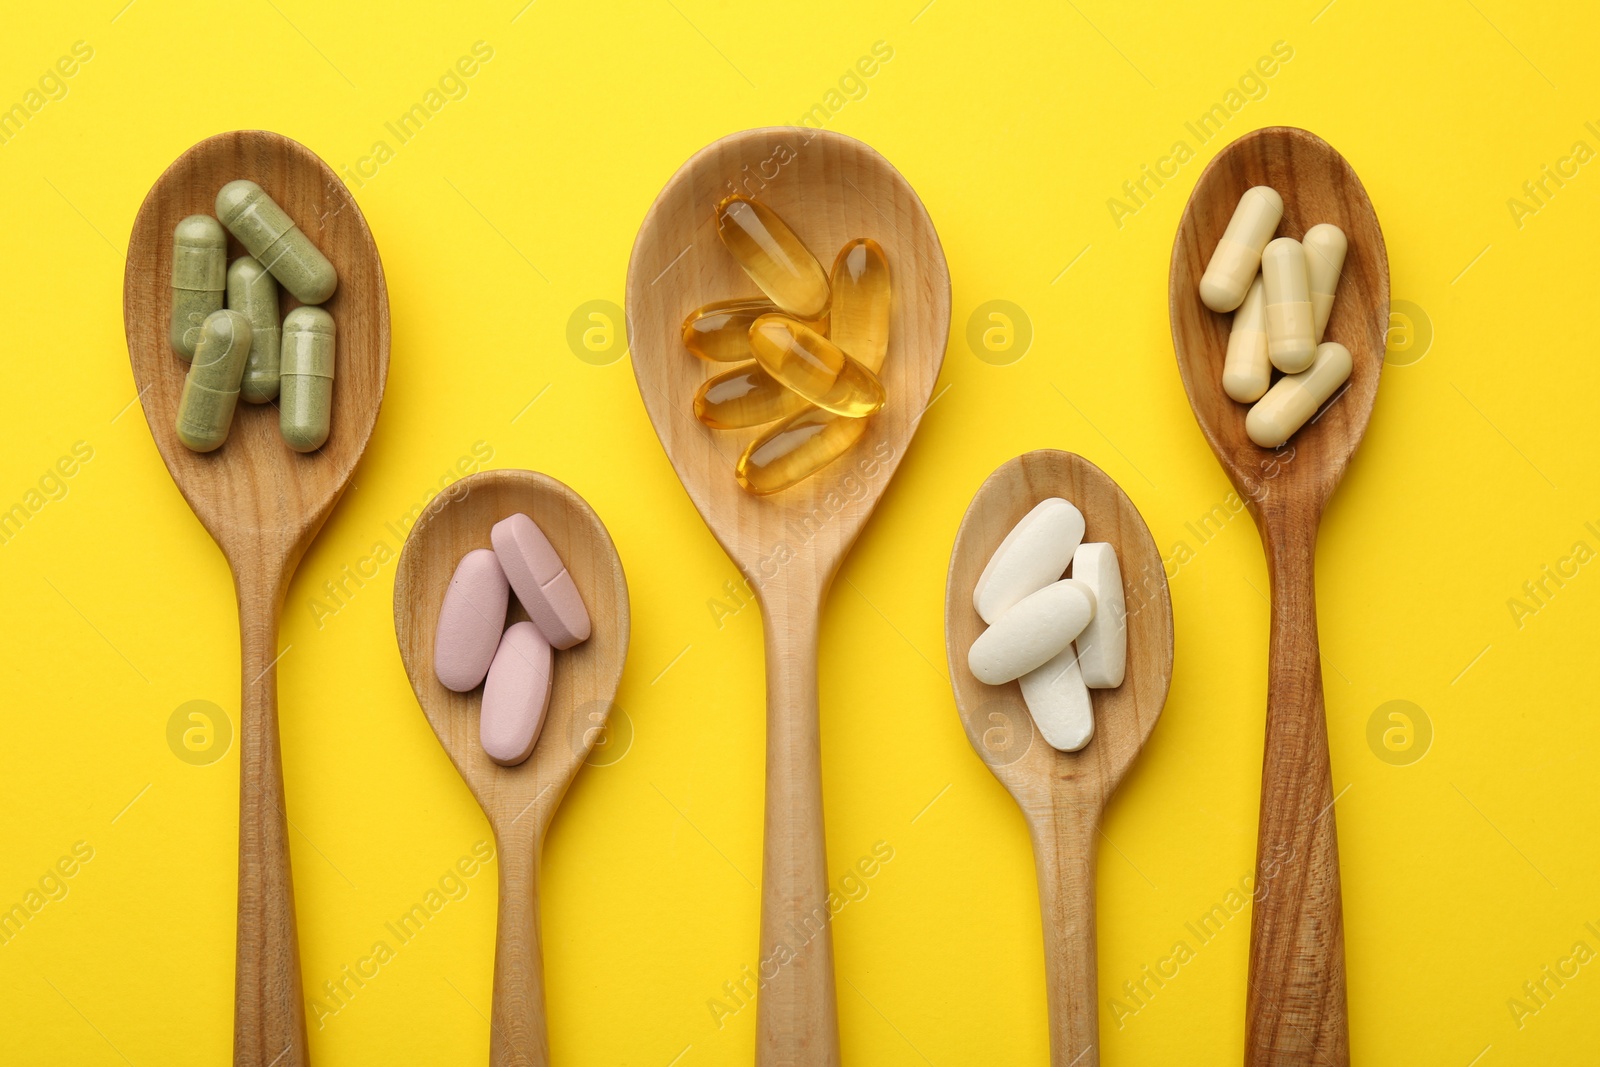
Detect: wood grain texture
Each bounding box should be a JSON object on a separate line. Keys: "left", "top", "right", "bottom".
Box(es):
{"left": 945, "top": 450, "right": 1173, "bottom": 1067}
{"left": 124, "top": 130, "right": 389, "bottom": 1067}
{"left": 393, "top": 469, "right": 630, "bottom": 1067}
{"left": 1169, "top": 126, "right": 1389, "bottom": 1067}
{"left": 626, "top": 128, "right": 950, "bottom": 1066}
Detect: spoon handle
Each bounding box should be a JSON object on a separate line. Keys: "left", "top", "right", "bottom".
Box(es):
{"left": 756, "top": 594, "right": 841, "bottom": 1067}
{"left": 233, "top": 573, "right": 309, "bottom": 1067}
{"left": 1030, "top": 805, "right": 1100, "bottom": 1067}
{"left": 1247, "top": 523, "right": 1349, "bottom": 1066}
{"left": 491, "top": 830, "right": 551, "bottom": 1067}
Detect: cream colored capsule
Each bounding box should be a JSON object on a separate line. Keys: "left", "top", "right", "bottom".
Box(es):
{"left": 1303, "top": 223, "right": 1347, "bottom": 342}
{"left": 1223, "top": 275, "right": 1270, "bottom": 402}
{"left": 1261, "top": 237, "right": 1315, "bottom": 373}
{"left": 1199, "top": 186, "right": 1282, "bottom": 312}
{"left": 1246, "top": 341, "right": 1353, "bottom": 448}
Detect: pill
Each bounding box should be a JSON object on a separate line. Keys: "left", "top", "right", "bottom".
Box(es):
{"left": 1261, "top": 237, "right": 1315, "bottom": 373}
{"left": 716, "top": 195, "right": 830, "bottom": 319}
{"left": 694, "top": 363, "right": 810, "bottom": 429}
{"left": 749, "top": 315, "right": 884, "bottom": 417}
{"left": 1199, "top": 186, "right": 1283, "bottom": 312}
{"left": 215, "top": 179, "right": 338, "bottom": 305}
{"left": 175, "top": 310, "right": 252, "bottom": 453}
{"left": 973, "top": 498, "right": 1084, "bottom": 625}
{"left": 1223, "top": 275, "right": 1271, "bottom": 403}
{"left": 1071, "top": 543, "right": 1126, "bottom": 689}
{"left": 1303, "top": 223, "right": 1348, "bottom": 343}
{"left": 480, "top": 622, "right": 553, "bottom": 767}
{"left": 434, "top": 549, "right": 511, "bottom": 692}
{"left": 228, "top": 257, "right": 282, "bottom": 404}
{"left": 279, "top": 307, "right": 335, "bottom": 452}
{"left": 967, "top": 579, "right": 1097, "bottom": 686}
{"left": 1246, "top": 341, "right": 1353, "bottom": 448}
{"left": 1020, "top": 646, "right": 1094, "bottom": 752}
{"left": 829, "top": 238, "right": 890, "bottom": 372}
{"left": 170, "top": 215, "right": 227, "bottom": 361}
{"left": 491, "top": 513, "right": 591, "bottom": 649}
{"left": 683, "top": 298, "right": 826, "bottom": 362}
{"left": 735, "top": 406, "right": 869, "bottom": 495}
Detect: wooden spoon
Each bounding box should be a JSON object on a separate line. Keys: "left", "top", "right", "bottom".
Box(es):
{"left": 1169, "top": 126, "right": 1388, "bottom": 1066}
{"left": 124, "top": 130, "right": 389, "bottom": 1067}
{"left": 945, "top": 450, "right": 1173, "bottom": 1066}
{"left": 626, "top": 128, "right": 949, "bottom": 1064}
{"left": 393, "top": 468, "right": 629, "bottom": 1067}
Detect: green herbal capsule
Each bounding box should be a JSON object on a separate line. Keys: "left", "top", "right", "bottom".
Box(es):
{"left": 175, "top": 310, "right": 252, "bottom": 453}
{"left": 279, "top": 307, "right": 335, "bottom": 452}
{"left": 227, "top": 257, "right": 281, "bottom": 403}
{"left": 170, "top": 215, "right": 226, "bottom": 361}
{"left": 215, "top": 180, "right": 338, "bottom": 305}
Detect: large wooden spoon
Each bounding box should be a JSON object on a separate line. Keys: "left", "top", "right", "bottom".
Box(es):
{"left": 125, "top": 130, "right": 388, "bottom": 1067}
{"left": 394, "top": 469, "right": 629, "bottom": 1067}
{"left": 1169, "top": 126, "right": 1388, "bottom": 1066}
{"left": 945, "top": 450, "right": 1173, "bottom": 1066}
{"left": 626, "top": 128, "right": 949, "bottom": 1064}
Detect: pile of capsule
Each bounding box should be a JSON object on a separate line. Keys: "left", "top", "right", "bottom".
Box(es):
{"left": 1200, "top": 186, "right": 1350, "bottom": 448}
{"left": 168, "top": 180, "right": 338, "bottom": 454}
{"left": 683, "top": 194, "right": 890, "bottom": 495}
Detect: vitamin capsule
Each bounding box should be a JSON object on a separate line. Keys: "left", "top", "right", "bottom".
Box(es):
{"left": 716, "top": 195, "right": 830, "bottom": 319}
{"left": 749, "top": 315, "right": 884, "bottom": 417}
{"left": 279, "top": 307, "right": 335, "bottom": 452}
{"left": 683, "top": 298, "right": 826, "bottom": 362}
{"left": 1246, "top": 341, "right": 1353, "bottom": 448}
{"left": 480, "top": 621, "right": 553, "bottom": 766}
{"left": 829, "top": 238, "right": 890, "bottom": 372}
{"left": 973, "top": 498, "right": 1084, "bottom": 625}
{"left": 170, "top": 215, "right": 227, "bottom": 360}
{"left": 694, "top": 364, "right": 809, "bottom": 429}
{"left": 1261, "top": 237, "right": 1316, "bottom": 373}
{"left": 736, "top": 406, "right": 868, "bottom": 495}
{"left": 228, "top": 257, "right": 282, "bottom": 403}
{"left": 967, "top": 579, "right": 1097, "bottom": 686}
{"left": 491, "top": 513, "right": 591, "bottom": 649}
{"left": 1200, "top": 186, "right": 1283, "bottom": 312}
{"left": 215, "top": 180, "right": 338, "bottom": 305}
{"left": 174, "top": 310, "right": 252, "bottom": 453}
{"left": 1303, "top": 223, "right": 1348, "bottom": 342}
{"left": 1020, "top": 646, "right": 1094, "bottom": 752}
{"left": 1223, "top": 275, "right": 1271, "bottom": 403}
{"left": 1071, "top": 543, "right": 1126, "bottom": 689}
{"left": 434, "top": 549, "right": 511, "bottom": 692}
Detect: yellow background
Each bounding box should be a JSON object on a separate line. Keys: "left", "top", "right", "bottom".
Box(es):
{"left": 1, "top": 1, "right": 1595, "bottom": 1063}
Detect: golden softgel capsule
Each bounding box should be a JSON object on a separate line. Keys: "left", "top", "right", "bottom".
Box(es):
{"left": 694, "top": 365, "right": 809, "bottom": 429}
{"left": 748, "top": 315, "right": 884, "bottom": 417}
{"left": 715, "top": 195, "right": 830, "bottom": 319}
{"left": 736, "top": 406, "right": 870, "bottom": 495}
{"left": 829, "top": 238, "right": 890, "bottom": 372}
{"left": 682, "top": 297, "right": 825, "bottom": 362}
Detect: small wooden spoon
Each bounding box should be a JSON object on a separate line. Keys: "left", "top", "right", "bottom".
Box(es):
{"left": 1169, "top": 126, "right": 1388, "bottom": 1066}
{"left": 393, "top": 469, "right": 629, "bottom": 1067}
{"left": 945, "top": 450, "right": 1173, "bottom": 1067}
{"left": 626, "top": 128, "right": 949, "bottom": 1064}
{"left": 125, "top": 130, "right": 389, "bottom": 1067}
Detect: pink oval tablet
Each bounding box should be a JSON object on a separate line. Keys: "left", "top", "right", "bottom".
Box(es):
{"left": 491, "top": 512, "right": 591, "bottom": 649}
{"left": 434, "top": 548, "right": 510, "bottom": 692}
{"left": 481, "top": 622, "right": 553, "bottom": 766}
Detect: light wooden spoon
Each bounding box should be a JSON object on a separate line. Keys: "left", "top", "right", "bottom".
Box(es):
{"left": 393, "top": 468, "right": 629, "bottom": 1067}
{"left": 125, "top": 130, "right": 388, "bottom": 1067}
{"left": 626, "top": 128, "right": 949, "bottom": 1064}
{"left": 945, "top": 450, "right": 1173, "bottom": 1066}
{"left": 1169, "top": 126, "right": 1388, "bottom": 1066}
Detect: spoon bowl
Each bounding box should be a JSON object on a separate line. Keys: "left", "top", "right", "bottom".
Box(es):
{"left": 394, "top": 468, "right": 629, "bottom": 1067}
{"left": 124, "top": 129, "right": 388, "bottom": 1067}
{"left": 946, "top": 449, "right": 1173, "bottom": 1067}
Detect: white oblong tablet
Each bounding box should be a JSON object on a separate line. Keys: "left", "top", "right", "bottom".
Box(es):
{"left": 434, "top": 548, "right": 510, "bottom": 692}
{"left": 967, "top": 579, "right": 1096, "bottom": 686}
{"left": 1020, "top": 645, "right": 1094, "bottom": 752}
{"left": 973, "top": 498, "right": 1085, "bottom": 625}
{"left": 1071, "top": 543, "right": 1126, "bottom": 689}
{"left": 480, "top": 621, "right": 553, "bottom": 766}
